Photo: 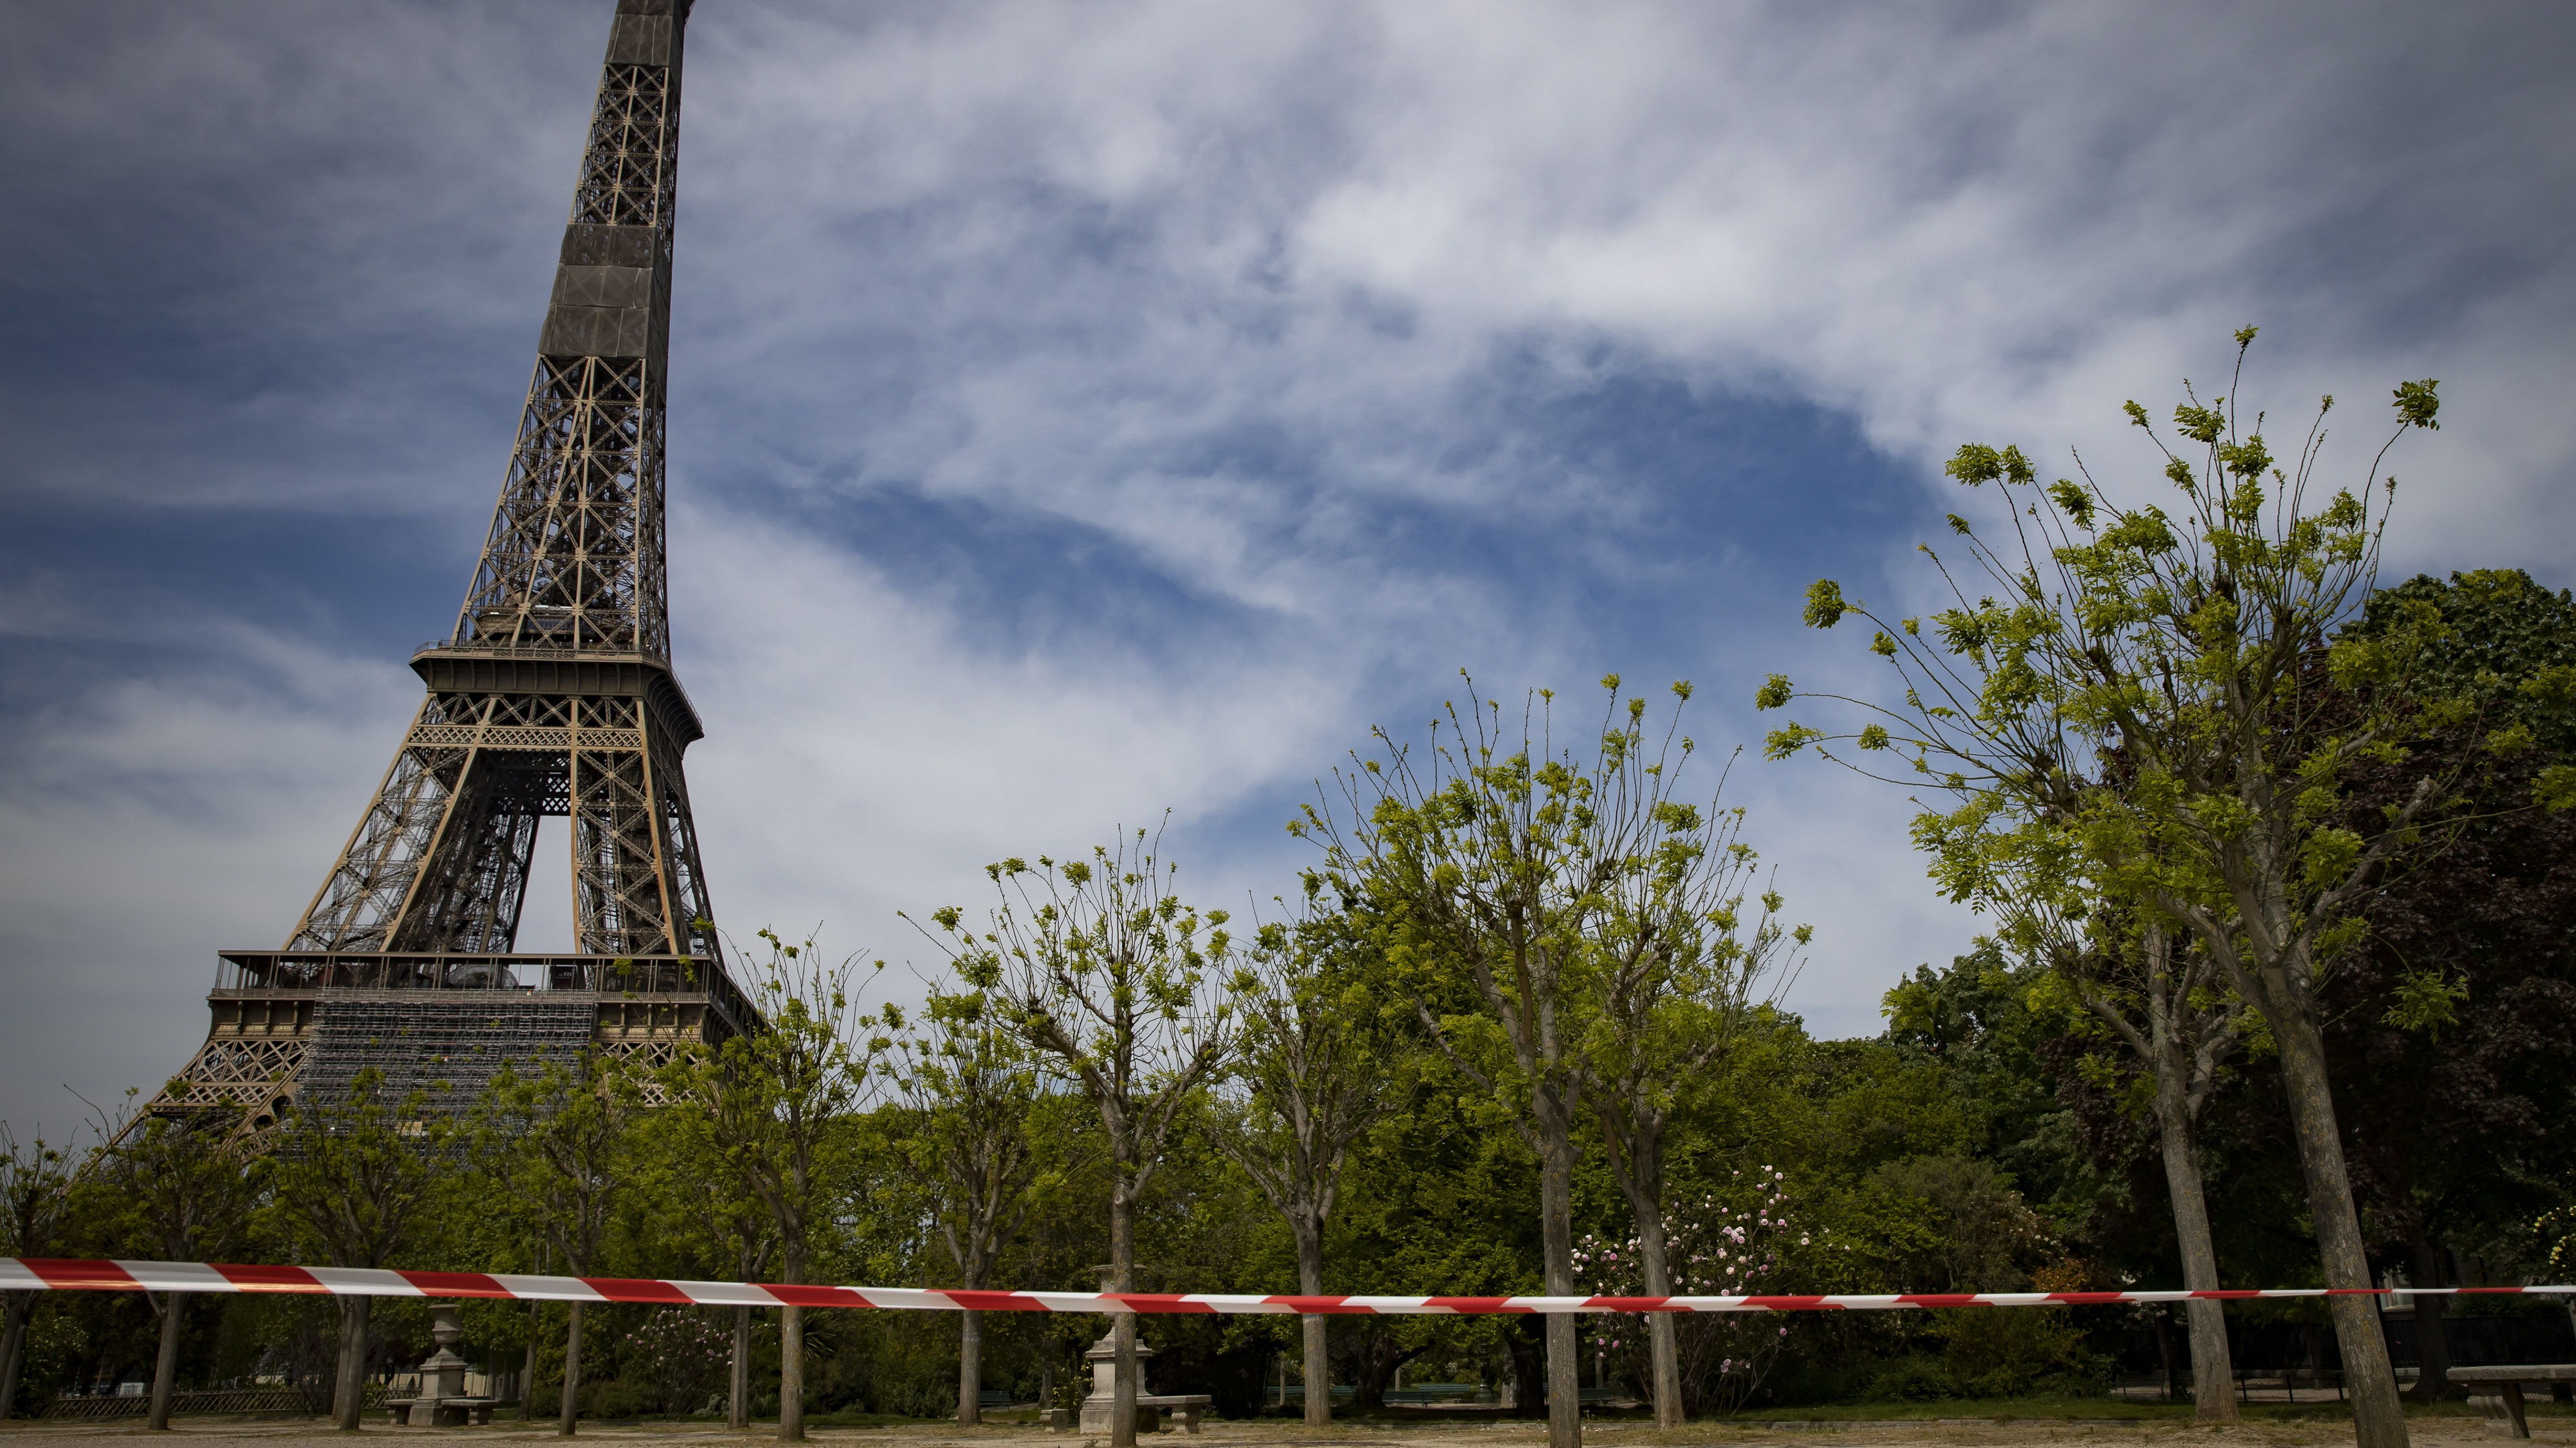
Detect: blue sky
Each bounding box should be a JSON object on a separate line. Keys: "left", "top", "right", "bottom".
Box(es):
{"left": 4, "top": 0, "right": 2574, "bottom": 1136}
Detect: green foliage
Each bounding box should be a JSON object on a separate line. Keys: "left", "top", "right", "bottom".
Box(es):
{"left": 1209, "top": 896, "right": 1400, "bottom": 1295}
{"left": 264, "top": 1069, "right": 449, "bottom": 1271}
{"left": 2542, "top": 1208, "right": 2576, "bottom": 1279}
{"left": 0, "top": 1121, "right": 79, "bottom": 1263}
{"left": 1, "top": 1119, "right": 85, "bottom": 1417}
{"left": 661, "top": 929, "right": 886, "bottom": 1280}
{"left": 2361, "top": 568, "right": 2576, "bottom": 798}
{"left": 883, "top": 970, "right": 1044, "bottom": 1290}
{"left": 917, "top": 829, "right": 1242, "bottom": 1163}
{"left": 1769, "top": 338, "right": 2450, "bottom": 940}
{"left": 469, "top": 1054, "right": 643, "bottom": 1274}
{"left": 1804, "top": 581, "right": 1851, "bottom": 630}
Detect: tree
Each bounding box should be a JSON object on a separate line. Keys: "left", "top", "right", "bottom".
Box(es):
{"left": 1571, "top": 771, "right": 1805, "bottom": 1427}
{"left": 265, "top": 1070, "right": 448, "bottom": 1431}
{"left": 0, "top": 1123, "right": 80, "bottom": 1420}
{"left": 1295, "top": 674, "right": 1735, "bottom": 1446}
{"left": 1757, "top": 330, "right": 2461, "bottom": 1448}
{"left": 662, "top": 929, "right": 882, "bottom": 1443}
{"left": 95, "top": 1104, "right": 263, "bottom": 1430}
{"left": 917, "top": 829, "right": 1242, "bottom": 1448}
{"left": 643, "top": 1088, "right": 776, "bottom": 1431}
{"left": 473, "top": 1055, "right": 641, "bottom": 1436}
{"left": 885, "top": 980, "right": 1044, "bottom": 1426}
{"left": 1207, "top": 901, "right": 1398, "bottom": 1427}
{"left": 2323, "top": 570, "right": 2576, "bottom": 1401}
{"left": 1901, "top": 814, "right": 2248, "bottom": 1420}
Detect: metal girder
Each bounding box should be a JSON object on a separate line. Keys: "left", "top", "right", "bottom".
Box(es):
{"left": 286, "top": 0, "right": 710, "bottom": 963}
{"left": 157, "top": 0, "right": 733, "bottom": 1127}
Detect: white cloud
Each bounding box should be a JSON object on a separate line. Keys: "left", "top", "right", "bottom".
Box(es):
{"left": 670, "top": 500, "right": 1358, "bottom": 961}
{"left": 0, "top": 615, "right": 419, "bottom": 1132}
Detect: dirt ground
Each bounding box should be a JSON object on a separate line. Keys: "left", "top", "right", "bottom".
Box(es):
{"left": 2, "top": 1415, "right": 2567, "bottom": 1448}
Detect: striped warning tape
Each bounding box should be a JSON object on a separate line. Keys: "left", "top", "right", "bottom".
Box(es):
{"left": 4, "top": 1260, "right": 2569, "bottom": 1313}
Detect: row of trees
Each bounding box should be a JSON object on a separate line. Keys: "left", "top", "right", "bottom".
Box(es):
{"left": 2, "top": 843, "right": 2568, "bottom": 1438}
{"left": 2, "top": 334, "right": 2568, "bottom": 1447}
{"left": 907, "top": 674, "right": 1813, "bottom": 1448}
{"left": 1760, "top": 331, "right": 2575, "bottom": 1448}
{"left": 0, "top": 676, "right": 1811, "bottom": 1448}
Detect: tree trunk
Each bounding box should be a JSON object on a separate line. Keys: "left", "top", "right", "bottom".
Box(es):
{"left": 729, "top": 1306, "right": 750, "bottom": 1430}
{"left": 331, "top": 1295, "right": 369, "bottom": 1432}
{"left": 2151, "top": 1084, "right": 2238, "bottom": 1422}
{"left": 522, "top": 1306, "right": 541, "bottom": 1421}
{"left": 2274, "top": 1010, "right": 2407, "bottom": 1448}
{"left": 147, "top": 1293, "right": 184, "bottom": 1430}
{"left": 1353, "top": 1335, "right": 1425, "bottom": 1410}
{"left": 558, "top": 1300, "right": 584, "bottom": 1436}
{"left": 958, "top": 1309, "right": 983, "bottom": 1425}
{"left": 1110, "top": 1170, "right": 1140, "bottom": 1448}
{"left": 1295, "top": 1224, "right": 1331, "bottom": 1427}
{"left": 2405, "top": 1237, "right": 2453, "bottom": 1403}
{"left": 1536, "top": 1104, "right": 1583, "bottom": 1448}
{"left": 0, "top": 1294, "right": 28, "bottom": 1420}
{"left": 778, "top": 1305, "right": 805, "bottom": 1442}
{"left": 1621, "top": 1173, "right": 1684, "bottom": 1427}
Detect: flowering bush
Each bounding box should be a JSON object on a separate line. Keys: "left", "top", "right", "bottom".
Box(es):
{"left": 1573, "top": 1165, "right": 1820, "bottom": 1416}
{"left": 625, "top": 1308, "right": 734, "bottom": 1416}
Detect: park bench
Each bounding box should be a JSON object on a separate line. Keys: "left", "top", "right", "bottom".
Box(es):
{"left": 1050, "top": 1396, "right": 1209, "bottom": 1433}
{"left": 1385, "top": 1382, "right": 1485, "bottom": 1405}
{"left": 2449, "top": 1365, "right": 2576, "bottom": 1439}
{"left": 1269, "top": 1385, "right": 1357, "bottom": 1404}
{"left": 1139, "top": 1394, "right": 1212, "bottom": 1432}
{"left": 381, "top": 1396, "right": 497, "bottom": 1427}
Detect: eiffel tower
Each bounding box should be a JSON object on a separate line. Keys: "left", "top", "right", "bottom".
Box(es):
{"left": 158, "top": 0, "right": 750, "bottom": 1129}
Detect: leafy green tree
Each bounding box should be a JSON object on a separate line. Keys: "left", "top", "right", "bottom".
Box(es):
{"left": 1758, "top": 331, "right": 2458, "bottom": 1447}
{"left": 1298, "top": 674, "right": 1751, "bottom": 1442}
{"left": 638, "top": 1081, "right": 776, "bottom": 1429}
{"left": 988, "top": 1093, "right": 1109, "bottom": 1415}
{"left": 916, "top": 829, "right": 1242, "bottom": 1448}
{"left": 471, "top": 1055, "right": 641, "bottom": 1436}
{"left": 884, "top": 980, "right": 1044, "bottom": 1425}
{"left": 94, "top": 1104, "right": 263, "bottom": 1430}
{"left": 2323, "top": 569, "right": 2576, "bottom": 1399}
{"left": 1573, "top": 780, "right": 1805, "bottom": 1426}
{"left": 1207, "top": 901, "right": 1399, "bottom": 1426}
{"left": 1894, "top": 812, "right": 2248, "bottom": 1420}
{"left": 1319, "top": 1057, "right": 1538, "bottom": 1411}
{"left": 265, "top": 1070, "right": 448, "bottom": 1431}
{"left": 0, "top": 1122, "right": 81, "bottom": 1420}
{"left": 661, "top": 930, "right": 883, "bottom": 1442}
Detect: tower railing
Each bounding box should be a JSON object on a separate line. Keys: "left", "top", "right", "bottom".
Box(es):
{"left": 215, "top": 950, "right": 757, "bottom": 1038}
{"left": 414, "top": 639, "right": 674, "bottom": 662}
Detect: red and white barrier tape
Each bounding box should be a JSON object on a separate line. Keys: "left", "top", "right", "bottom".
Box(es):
{"left": 4, "top": 1260, "right": 2569, "bottom": 1314}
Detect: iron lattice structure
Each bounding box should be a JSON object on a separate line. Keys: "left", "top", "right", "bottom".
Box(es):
{"left": 157, "top": 0, "right": 743, "bottom": 1130}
